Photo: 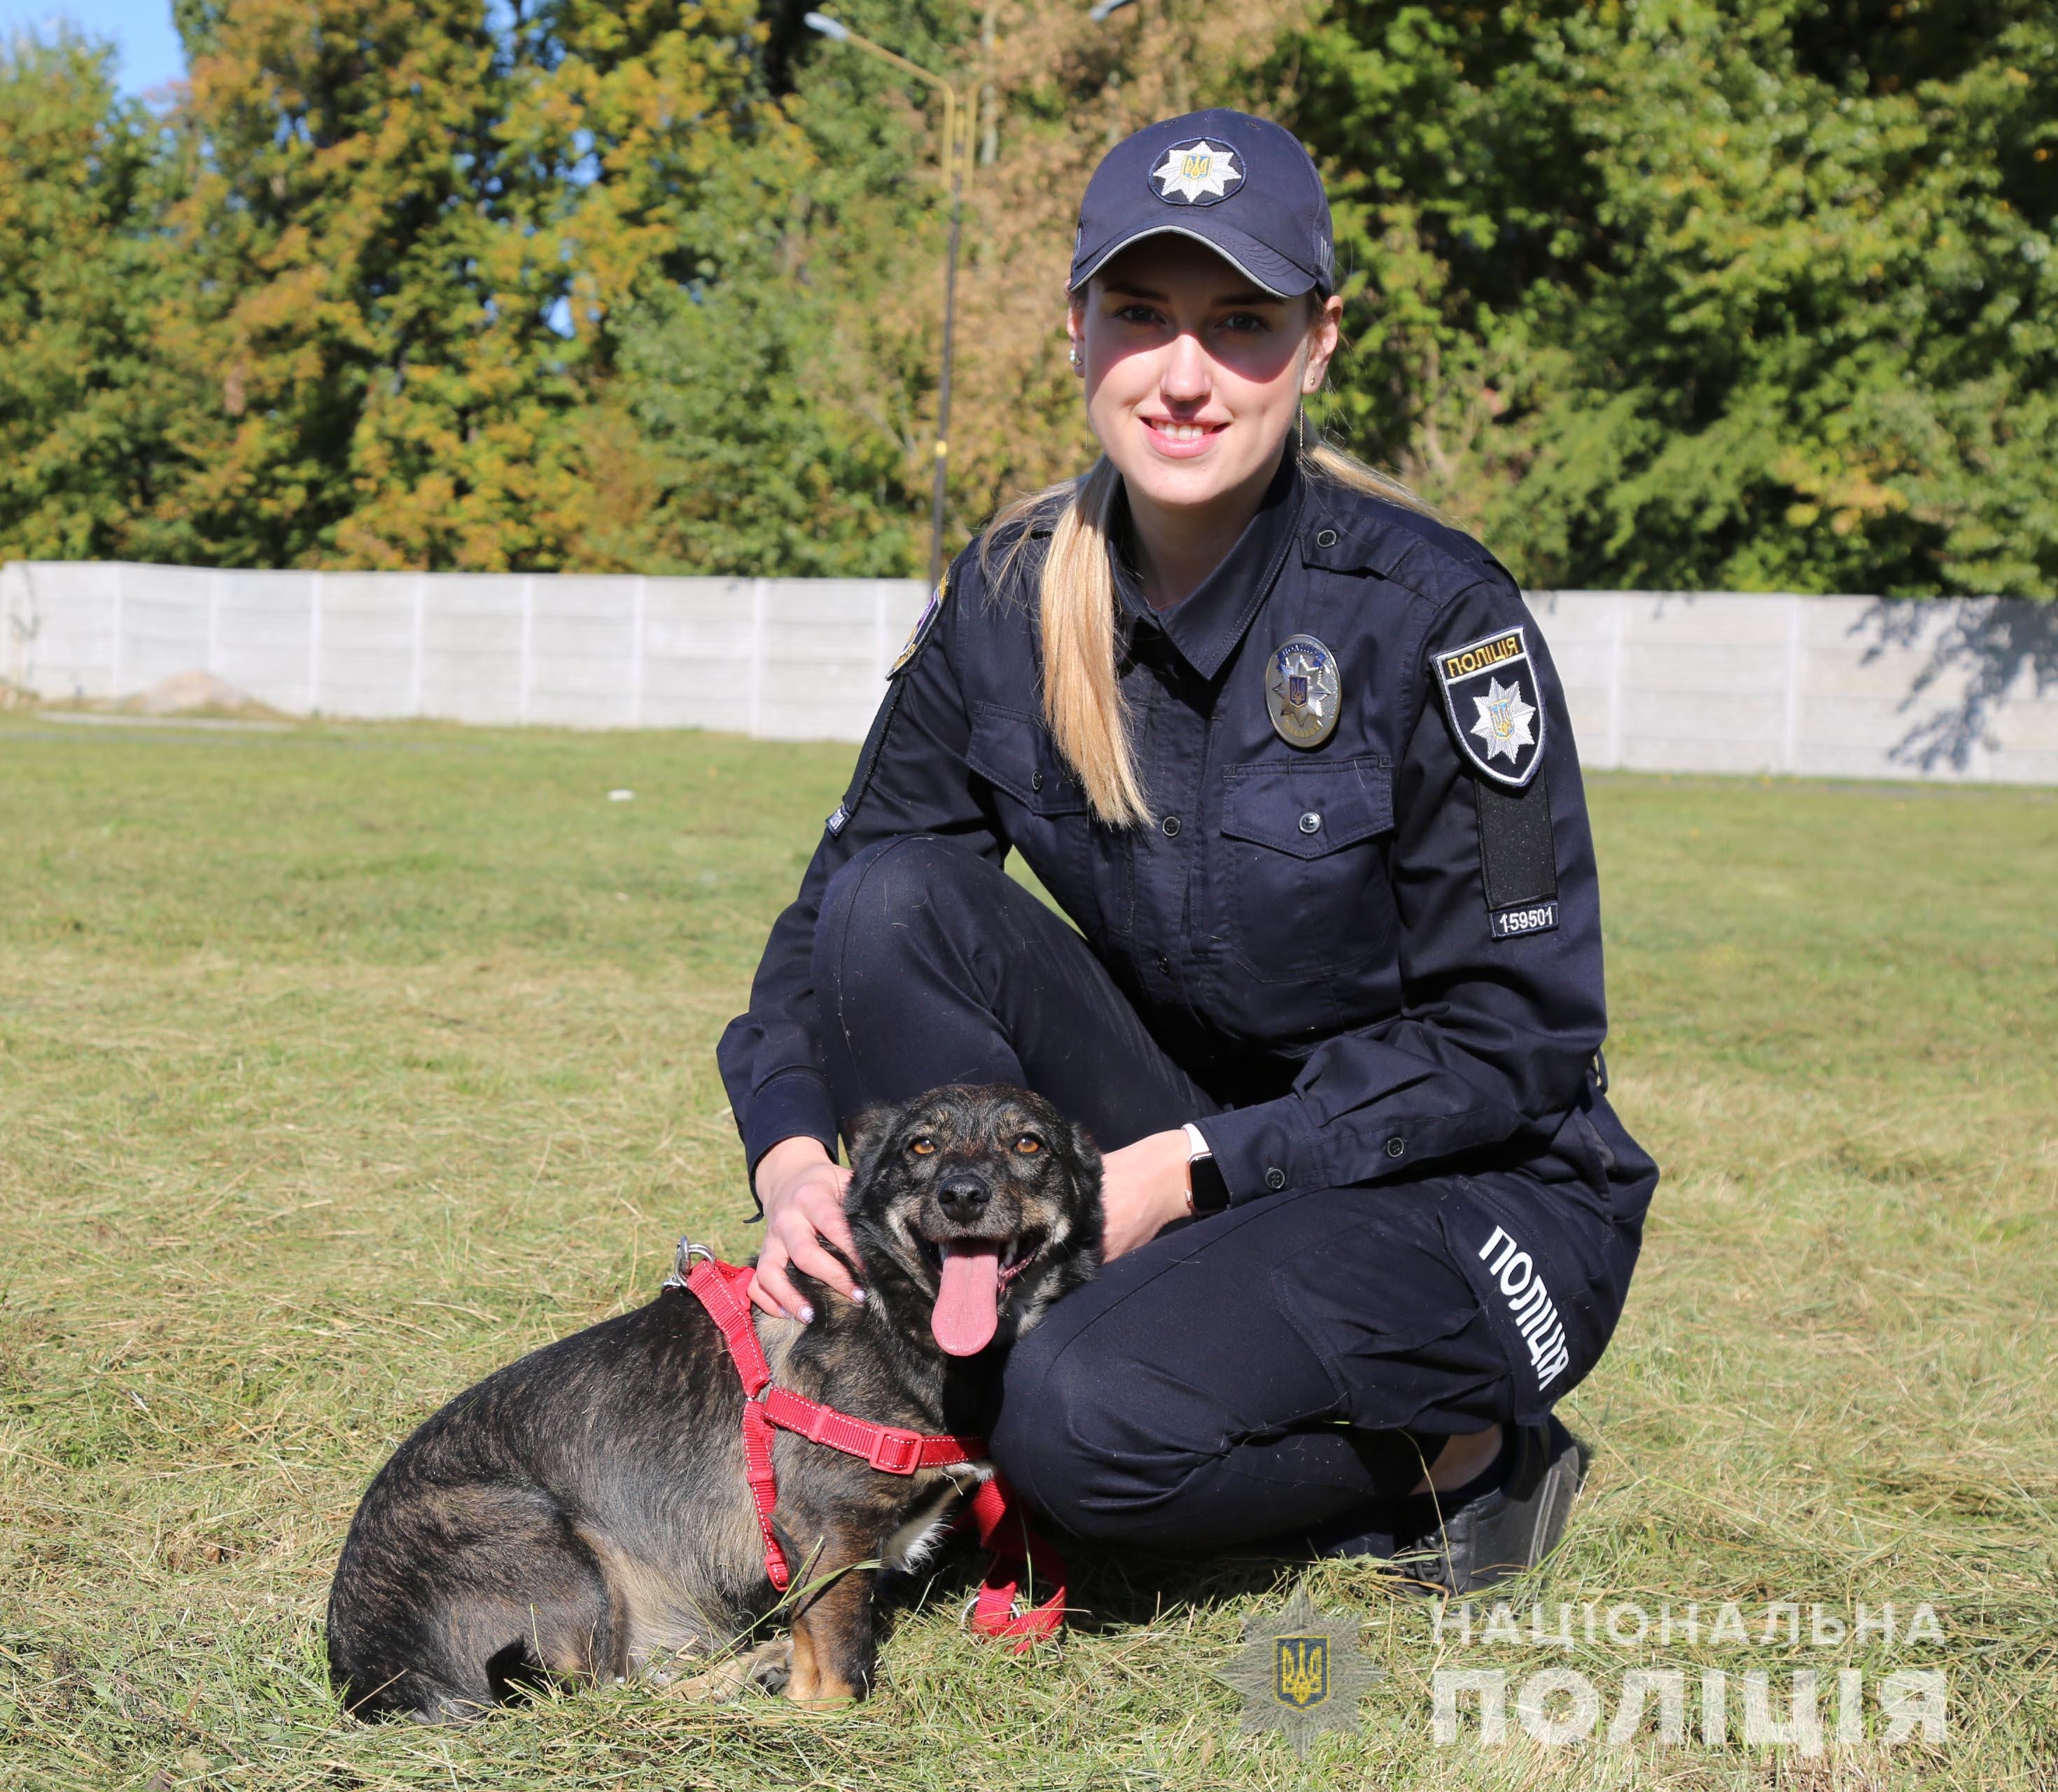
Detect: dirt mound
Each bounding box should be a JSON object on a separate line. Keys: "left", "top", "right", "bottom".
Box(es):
{"left": 118, "top": 670, "right": 289, "bottom": 720}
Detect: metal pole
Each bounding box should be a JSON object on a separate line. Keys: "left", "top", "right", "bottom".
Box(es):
{"left": 805, "top": 19, "right": 969, "bottom": 592}
{"left": 930, "top": 98, "right": 964, "bottom": 592}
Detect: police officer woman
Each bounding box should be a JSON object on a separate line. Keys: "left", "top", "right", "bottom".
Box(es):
{"left": 718, "top": 109, "right": 1659, "bottom": 1590}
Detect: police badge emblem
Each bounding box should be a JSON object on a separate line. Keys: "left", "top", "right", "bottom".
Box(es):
{"left": 1435, "top": 624, "right": 1546, "bottom": 788}
{"left": 1265, "top": 634, "right": 1340, "bottom": 748}
{"left": 1148, "top": 138, "right": 1245, "bottom": 206}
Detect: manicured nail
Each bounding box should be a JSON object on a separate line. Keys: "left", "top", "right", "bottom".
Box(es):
{"left": 851, "top": 1287, "right": 867, "bottom": 1304}
{"left": 798, "top": 1303, "right": 814, "bottom": 1324}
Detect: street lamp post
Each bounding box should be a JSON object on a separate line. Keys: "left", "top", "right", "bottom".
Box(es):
{"left": 804, "top": 13, "right": 972, "bottom": 592}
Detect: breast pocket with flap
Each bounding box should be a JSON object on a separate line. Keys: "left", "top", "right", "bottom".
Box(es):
{"left": 1217, "top": 755, "right": 1396, "bottom": 983}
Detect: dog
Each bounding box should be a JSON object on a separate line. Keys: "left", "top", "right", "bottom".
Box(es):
{"left": 324, "top": 1084, "right": 1102, "bottom": 1721}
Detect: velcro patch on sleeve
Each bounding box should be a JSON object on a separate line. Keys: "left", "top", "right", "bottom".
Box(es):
{"left": 1475, "top": 773, "right": 1558, "bottom": 932}
{"left": 889, "top": 570, "right": 948, "bottom": 676}
{"left": 832, "top": 569, "right": 951, "bottom": 834}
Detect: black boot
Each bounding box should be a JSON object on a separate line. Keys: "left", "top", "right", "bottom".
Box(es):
{"left": 1388, "top": 1415, "right": 1589, "bottom": 1595}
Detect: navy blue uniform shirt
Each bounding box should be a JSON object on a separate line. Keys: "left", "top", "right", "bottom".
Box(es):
{"left": 718, "top": 449, "right": 1652, "bottom": 1218}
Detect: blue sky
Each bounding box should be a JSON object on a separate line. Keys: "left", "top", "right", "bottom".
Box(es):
{"left": 2, "top": 0, "right": 185, "bottom": 98}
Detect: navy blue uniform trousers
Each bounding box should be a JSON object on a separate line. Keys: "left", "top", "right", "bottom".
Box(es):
{"left": 813, "top": 835, "right": 1646, "bottom": 1557}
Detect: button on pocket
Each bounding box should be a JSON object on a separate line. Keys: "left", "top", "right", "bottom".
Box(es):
{"left": 1217, "top": 755, "right": 1395, "bottom": 982}
{"left": 966, "top": 704, "right": 1088, "bottom": 817}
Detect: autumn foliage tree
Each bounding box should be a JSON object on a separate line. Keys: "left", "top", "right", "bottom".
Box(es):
{"left": 159, "top": 0, "right": 774, "bottom": 569}
{"left": 0, "top": 0, "right": 2050, "bottom": 596}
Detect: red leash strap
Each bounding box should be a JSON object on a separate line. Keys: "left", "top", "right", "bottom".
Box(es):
{"left": 958, "top": 1474, "right": 1070, "bottom": 1653}
{"left": 671, "top": 1247, "right": 1063, "bottom": 1644}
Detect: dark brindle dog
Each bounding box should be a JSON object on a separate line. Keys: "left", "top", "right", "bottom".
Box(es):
{"left": 325, "top": 1085, "right": 1101, "bottom": 1721}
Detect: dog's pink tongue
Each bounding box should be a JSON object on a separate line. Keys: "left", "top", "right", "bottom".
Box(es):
{"left": 932, "top": 1242, "right": 1002, "bottom": 1356}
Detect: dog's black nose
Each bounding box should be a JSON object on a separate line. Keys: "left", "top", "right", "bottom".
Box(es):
{"left": 936, "top": 1177, "right": 990, "bottom": 1222}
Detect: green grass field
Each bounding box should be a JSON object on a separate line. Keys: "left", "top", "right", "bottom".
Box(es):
{"left": 1, "top": 712, "right": 2052, "bottom": 1791}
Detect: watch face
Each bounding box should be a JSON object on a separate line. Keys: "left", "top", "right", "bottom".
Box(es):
{"left": 1188, "top": 1153, "right": 1231, "bottom": 1214}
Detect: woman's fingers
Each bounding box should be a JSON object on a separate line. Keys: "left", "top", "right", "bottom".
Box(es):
{"left": 746, "top": 1178, "right": 865, "bottom": 1322}
{"left": 808, "top": 1172, "right": 862, "bottom": 1268}
{"left": 786, "top": 1210, "right": 864, "bottom": 1307}
{"left": 748, "top": 1255, "right": 803, "bottom": 1321}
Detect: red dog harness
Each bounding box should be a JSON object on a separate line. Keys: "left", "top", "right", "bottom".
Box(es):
{"left": 667, "top": 1244, "right": 1068, "bottom": 1653}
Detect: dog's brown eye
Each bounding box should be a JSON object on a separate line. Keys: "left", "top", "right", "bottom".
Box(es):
{"left": 910, "top": 1136, "right": 937, "bottom": 1157}
{"left": 1013, "top": 1134, "right": 1044, "bottom": 1155}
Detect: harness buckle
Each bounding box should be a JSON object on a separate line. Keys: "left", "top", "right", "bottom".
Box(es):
{"left": 662, "top": 1236, "right": 718, "bottom": 1290}
{"left": 866, "top": 1429, "right": 925, "bottom": 1475}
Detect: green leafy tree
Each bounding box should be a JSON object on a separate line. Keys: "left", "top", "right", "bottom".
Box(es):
{"left": 1292, "top": 0, "right": 2058, "bottom": 597}
{"left": 0, "top": 34, "right": 200, "bottom": 562}
{"left": 5, "top": 0, "right": 2052, "bottom": 598}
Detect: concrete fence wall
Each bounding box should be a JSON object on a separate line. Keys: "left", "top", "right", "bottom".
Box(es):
{"left": 5, "top": 560, "right": 2055, "bottom": 783}
{"left": 0, "top": 562, "right": 932, "bottom": 745}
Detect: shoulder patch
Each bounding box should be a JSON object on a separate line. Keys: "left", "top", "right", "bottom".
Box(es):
{"left": 1436, "top": 624, "right": 1546, "bottom": 788}
{"left": 889, "top": 569, "right": 948, "bottom": 678}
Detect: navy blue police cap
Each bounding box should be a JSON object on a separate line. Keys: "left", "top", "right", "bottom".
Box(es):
{"left": 1068, "top": 108, "right": 1334, "bottom": 300}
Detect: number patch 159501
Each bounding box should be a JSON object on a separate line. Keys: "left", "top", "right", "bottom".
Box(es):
{"left": 1490, "top": 901, "right": 1558, "bottom": 940}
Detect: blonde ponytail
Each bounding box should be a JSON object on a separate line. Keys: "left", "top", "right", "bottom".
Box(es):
{"left": 980, "top": 435, "right": 1438, "bottom": 829}
{"left": 982, "top": 454, "right": 1152, "bottom": 828}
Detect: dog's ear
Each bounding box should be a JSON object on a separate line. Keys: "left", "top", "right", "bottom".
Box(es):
{"left": 843, "top": 1105, "right": 896, "bottom": 1180}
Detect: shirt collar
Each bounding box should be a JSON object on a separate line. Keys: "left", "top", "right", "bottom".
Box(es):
{"left": 1107, "top": 445, "right": 1305, "bottom": 680}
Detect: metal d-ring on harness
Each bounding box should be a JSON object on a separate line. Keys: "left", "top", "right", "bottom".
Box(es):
{"left": 663, "top": 1236, "right": 1068, "bottom": 1652}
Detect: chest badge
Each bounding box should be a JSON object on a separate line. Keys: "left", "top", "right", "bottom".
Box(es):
{"left": 1265, "top": 634, "right": 1340, "bottom": 749}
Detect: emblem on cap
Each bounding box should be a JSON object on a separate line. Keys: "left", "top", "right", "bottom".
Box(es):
{"left": 1149, "top": 138, "right": 1244, "bottom": 206}
{"left": 1266, "top": 634, "right": 1340, "bottom": 748}
{"left": 1434, "top": 624, "right": 1546, "bottom": 787}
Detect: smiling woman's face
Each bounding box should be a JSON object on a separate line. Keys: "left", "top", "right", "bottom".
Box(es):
{"left": 1068, "top": 233, "right": 1340, "bottom": 522}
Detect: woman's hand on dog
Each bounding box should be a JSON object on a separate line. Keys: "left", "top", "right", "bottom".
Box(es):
{"left": 750, "top": 1136, "right": 865, "bottom": 1323}
{"left": 1098, "top": 1129, "right": 1196, "bottom": 1261}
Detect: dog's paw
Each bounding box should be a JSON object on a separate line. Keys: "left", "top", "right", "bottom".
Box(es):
{"left": 743, "top": 1638, "right": 792, "bottom": 1696}
{"left": 668, "top": 1638, "right": 792, "bottom": 1702}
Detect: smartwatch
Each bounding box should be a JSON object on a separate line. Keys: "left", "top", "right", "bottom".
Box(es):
{"left": 1182, "top": 1122, "right": 1231, "bottom": 1217}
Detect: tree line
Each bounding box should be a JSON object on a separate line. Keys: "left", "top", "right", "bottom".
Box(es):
{"left": 1, "top": 0, "right": 2050, "bottom": 597}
